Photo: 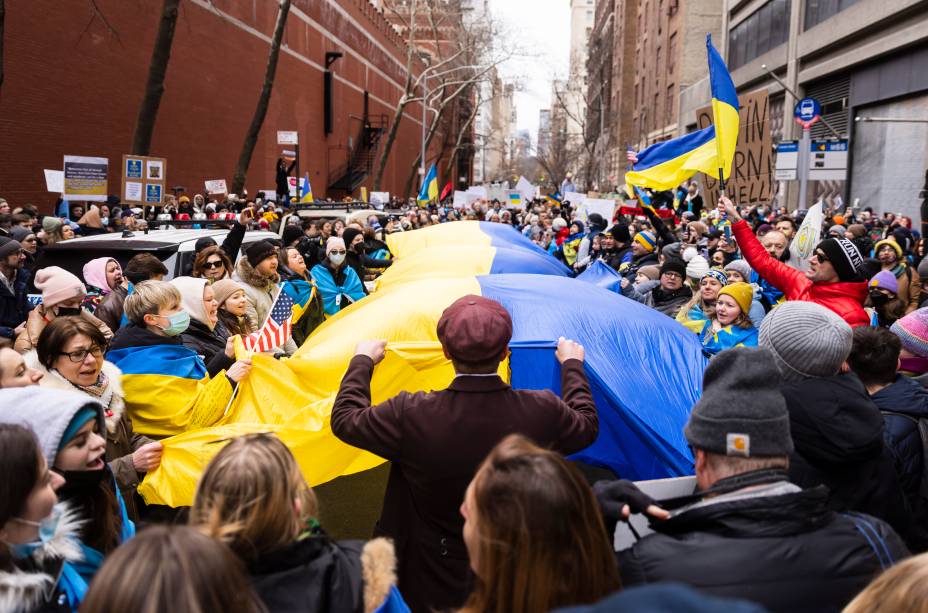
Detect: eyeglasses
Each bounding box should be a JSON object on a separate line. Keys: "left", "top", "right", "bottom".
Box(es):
{"left": 329, "top": 249, "right": 346, "bottom": 255}
{"left": 812, "top": 251, "right": 829, "bottom": 264}
{"left": 662, "top": 272, "right": 683, "bottom": 280}
{"left": 60, "top": 345, "right": 105, "bottom": 363}
{"left": 204, "top": 260, "right": 224, "bottom": 269}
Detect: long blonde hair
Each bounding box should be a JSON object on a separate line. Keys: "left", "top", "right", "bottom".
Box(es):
{"left": 844, "top": 552, "right": 928, "bottom": 612}
{"left": 189, "top": 433, "right": 318, "bottom": 562}
{"left": 459, "top": 435, "right": 620, "bottom": 613}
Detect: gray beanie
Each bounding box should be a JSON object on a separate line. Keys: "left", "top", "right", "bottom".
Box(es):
{"left": 758, "top": 301, "right": 852, "bottom": 382}
{"left": 685, "top": 347, "right": 793, "bottom": 457}
{"left": 724, "top": 259, "right": 753, "bottom": 282}
{"left": 662, "top": 242, "right": 682, "bottom": 261}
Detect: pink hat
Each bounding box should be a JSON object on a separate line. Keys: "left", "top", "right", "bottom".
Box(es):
{"left": 34, "top": 266, "right": 86, "bottom": 308}
{"left": 892, "top": 309, "right": 928, "bottom": 358}
{"left": 82, "top": 257, "right": 120, "bottom": 294}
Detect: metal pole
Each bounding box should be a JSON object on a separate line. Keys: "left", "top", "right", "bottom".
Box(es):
{"left": 797, "top": 127, "right": 811, "bottom": 211}
{"left": 761, "top": 64, "right": 843, "bottom": 139}
{"left": 295, "top": 142, "right": 301, "bottom": 202}
{"left": 420, "top": 75, "right": 428, "bottom": 184}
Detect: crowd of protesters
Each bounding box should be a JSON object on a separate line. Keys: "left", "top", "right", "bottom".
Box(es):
{"left": 4, "top": 173, "right": 928, "bottom": 613}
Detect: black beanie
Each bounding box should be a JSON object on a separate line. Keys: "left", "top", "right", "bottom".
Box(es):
{"left": 282, "top": 224, "right": 303, "bottom": 247}
{"left": 588, "top": 213, "right": 606, "bottom": 232}
{"left": 341, "top": 227, "right": 364, "bottom": 251}
{"left": 607, "top": 224, "right": 631, "bottom": 244}
{"left": 194, "top": 237, "right": 217, "bottom": 253}
{"left": 684, "top": 347, "right": 793, "bottom": 457}
{"left": 816, "top": 238, "right": 863, "bottom": 282}
{"left": 660, "top": 258, "right": 686, "bottom": 279}
{"left": 245, "top": 240, "right": 277, "bottom": 268}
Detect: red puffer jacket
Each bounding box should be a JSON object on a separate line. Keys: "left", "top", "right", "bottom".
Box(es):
{"left": 732, "top": 220, "right": 869, "bottom": 327}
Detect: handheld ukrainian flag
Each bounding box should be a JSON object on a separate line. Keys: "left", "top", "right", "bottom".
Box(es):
{"left": 625, "top": 34, "right": 739, "bottom": 191}
{"left": 417, "top": 163, "right": 439, "bottom": 205}
{"left": 300, "top": 173, "right": 314, "bottom": 203}
{"left": 545, "top": 191, "right": 562, "bottom": 206}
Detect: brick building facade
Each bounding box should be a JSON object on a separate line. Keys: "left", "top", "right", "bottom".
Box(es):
{"left": 0, "top": 0, "right": 438, "bottom": 211}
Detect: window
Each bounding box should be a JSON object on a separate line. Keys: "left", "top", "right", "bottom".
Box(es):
{"left": 805, "top": 0, "right": 859, "bottom": 29}
{"left": 668, "top": 33, "right": 677, "bottom": 74}
{"left": 653, "top": 92, "right": 660, "bottom": 130}
{"left": 656, "top": 46, "right": 662, "bottom": 74}
{"left": 728, "top": 0, "right": 791, "bottom": 69}
{"left": 666, "top": 84, "right": 675, "bottom": 125}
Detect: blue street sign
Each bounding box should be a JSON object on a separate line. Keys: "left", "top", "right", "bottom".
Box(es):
{"left": 777, "top": 141, "right": 799, "bottom": 153}
{"left": 812, "top": 140, "right": 848, "bottom": 152}
{"left": 795, "top": 98, "right": 820, "bottom": 121}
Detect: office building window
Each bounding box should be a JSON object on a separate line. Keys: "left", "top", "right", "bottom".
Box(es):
{"left": 728, "top": 0, "right": 790, "bottom": 69}
{"left": 805, "top": 0, "right": 861, "bottom": 29}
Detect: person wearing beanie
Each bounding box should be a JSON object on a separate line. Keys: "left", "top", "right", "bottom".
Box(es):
{"left": 845, "top": 223, "right": 872, "bottom": 259}
{"left": 918, "top": 257, "right": 928, "bottom": 309}
{"left": 233, "top": 239, "right": 282, "bottom": 328}
{"left": 875, "top": 238, "right": 921, "bottom": 313}
{"left": 865, "top": 270, "right": 904, "bottom": 327}
{"left": 309, "top": 236, "right": 365, "bottom": 316}
{"left": 620, "top": 229, "right": 660, "bottom": 282}
{"left": 281, "top": 223, "right": 304, "bottom": 248}
{"left": 758, "top": 300, "right": 915, "bottom": 546}
{"left": 0, "top": 235, "right": 32, "bottom": 341}
{"left": 696, "top": 282, "right": 758, "bottom": 355}
{"left": 559, "top": 220, "right": 586, "bottom": 268}
{"left": 596, "top": 346, "right": 908, "bottom": 610}
{"left": 633, "top": 230, "right": 657, "bottom": 254}
{"left": 622, "top": 259, "right": 692, "bottom": 318}
{"left": 684, "top": 254, "right": 710, "bottom": 283}
{"left": 827, "top": 224, "right": 846, "bottom": 238}
{"left": 720, "top": 197, "right": 869, "bottom": 327}
{"left": 891, "top": 308, "right": 928, "bottom": 382}
{"left": 723, "top": 259, "right": 752, "bottom": 284}
{"left": 601, "top": 225, "right": 633, "bottom": 271}
{"left": 14, "top": 266, "right": 113, "bottom": 353}
{"left": 575, "top": 215, "right": 607, "bottom": 272}
{"left": 331, "top": 301, "right": 598, "bottom": 613}
{"left": 634, "top": 265, "right": 661, "bottom": 284}
{"left": 10, "top": 225, "right": 38, "bottom": 270}
{"left": 677, "top": 268, "right": 728, "bottom": 328}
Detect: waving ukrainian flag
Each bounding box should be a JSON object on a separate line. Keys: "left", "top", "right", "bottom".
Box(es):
{"left": 625, "top": 34, "right": 739, "bottom": 191}
{"left": 416, "top": 163, "right": 439, "bottom": 205}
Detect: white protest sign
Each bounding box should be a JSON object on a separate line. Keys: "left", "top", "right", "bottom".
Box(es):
{"left": 577, "top": 198, "right": 617, "bottom": 223}
{"left": 124, "top": 181, "right": 143, "bottom": 202}
{"left": 277, "top": 131, "right": 299, "bottom": 145}
{"left": 789, "top": 202, "right": 823, "bottom": 273}
{"left": 562, "top": 191, "right": 587, "bottom": 205}
{"left": 44, "top": 170, "right": 64, "bottom": 193}
{"left": 515, "top": 176, "right": 535, "bottom": 202}
{"left": 466, "top": 185, "right": 488, "bottom": 199}
{"left": 370, "top": 191, "right": 390, "bottom": 205}
{"left": 205, "top": 179, "right": 228, "bottom": 195}
{"left": 452, "top": 191, "right": 468, "bottom": 209}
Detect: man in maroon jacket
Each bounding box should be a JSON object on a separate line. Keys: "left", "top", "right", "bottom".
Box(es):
{"left": 331, "top": 294, "right": 599, "bottom": 613}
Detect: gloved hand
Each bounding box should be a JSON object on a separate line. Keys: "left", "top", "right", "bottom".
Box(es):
{"left": 593, "top": 479, "right": 671, "bottom": 534}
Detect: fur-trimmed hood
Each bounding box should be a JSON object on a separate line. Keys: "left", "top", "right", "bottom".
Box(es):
{"left": 360, "top": 538, "right": 399, "bottom": 613}
{"left": 0, "top": 504, "right": 85, "bottom": 613}
{"left": 24, "top": 351, "right": 126, "bottom": 433}
{"left": 234, "top": 256, "right": 280, "bottom": 291}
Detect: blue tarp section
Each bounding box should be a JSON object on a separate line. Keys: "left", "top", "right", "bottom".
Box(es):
{"left": 488, "top": 246, "right": 572, "bottom": 277}
{"left": 576, "top": 260, "right": 624, "bottom": 294}
{"left": 477, "top": 273, "right": 706, "bottom": 479}
{"left": 479, "top": 221, "right": 552, "bottom": 258}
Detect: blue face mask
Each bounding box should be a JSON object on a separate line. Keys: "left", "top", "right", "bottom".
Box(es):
{"left": 6, "top": 506, "right": 62, "bottom": 559}
{"left": 157, "top": 310, "right": 190, "bottom": 336}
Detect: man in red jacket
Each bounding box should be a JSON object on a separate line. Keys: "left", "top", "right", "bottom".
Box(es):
{"left": 719, "top": 197, "right": 868, "bottom": 327}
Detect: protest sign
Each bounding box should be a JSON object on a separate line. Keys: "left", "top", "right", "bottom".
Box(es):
{"left": 452, "top": 191, "right": 468, "bottom": 209}
{"left": 696, "top": 90, "right": 773, "bottom": 205}
{"left": 44, "top": 170, "right": 64, "bottom": 193}
{"left": 562, "top": 191, "right": 587, "bottom": 206}
{"left": 466, "top": 185, "right": 488, "bottom": 200}
{"left": 205, "top": 179, "right": 228, "bottom": 195}
{"left": 64, "top": 155, "right": 108, "bottom": 202}
{"left": 577, "top": 198, "right": 617, "bottom": 223}
{"left": 515, "top": 176, "right": 535, "bottom": 201}
{"left": 122, "top": 155, "right": 167, "bottom": 203}
{"left": 789, "top": 202, "right": 823, "bottom": 272}
{"left": 370, "top": 192, "right": 390, "bottom": 206}
{"left": 277, "top": 131, "right": 299, "bottom": 145}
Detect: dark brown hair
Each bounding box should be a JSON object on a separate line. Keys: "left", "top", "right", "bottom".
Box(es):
{"left": 192, "top": 246, "right": 233, "bottom": 280}
{"left": 80, "top": 525, "right": 263, "bottom": 613}
{"left": 0, "top": 424, "right": 42, "bottom": 572}
{"left": 460, "top": 435, "right": 621, "bottom": 613}
{"left": 124, "top": 253, "right": 168, "bottom": 284}
{"left": 36, "top": 316, "right": 107, "bottom": 370}
{"left": 849, "top": 326, "right": 902, "bottom": 387}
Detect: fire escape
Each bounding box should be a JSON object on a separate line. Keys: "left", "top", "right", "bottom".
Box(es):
{"left": 327, "top": 114, "right": 387, "bottom": 196}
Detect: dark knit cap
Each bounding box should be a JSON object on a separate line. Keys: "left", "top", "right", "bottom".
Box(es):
{"left": 282, "top": 224, "right": 304, "bottom": 247}
{"left": 660, "top": 259, "right": 686, "bottom": 279}
{"left": 0, "top": 237, "right": 22, "bottom": 259}
{"left": 816, "top": 238, "right": 863, "bottom": 282}
{"left": 194, "top": 237, "right": 218, "bottom": 253}
{"left": 587, "top": 213, "right": 606, "bottom": 231}
{"left": 245, "top": 240, "right": 278, "bottom": 268}
{"left": 341, "top": 228, "right": 364, "bottom": 251}
{"left": 607, "top": 224, "right": 631, "bottom": 244}
{"left": 684, "top": 347, "right": 793, "bottom": 457}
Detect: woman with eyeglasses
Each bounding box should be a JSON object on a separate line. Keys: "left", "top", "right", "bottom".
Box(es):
{"left": 26, "top": 316, "right": 161, "bottom": 522}
{"left": 193, "top": 245, "right": 234, "bottom": 283}
{"left": 310, "top": 237, "right": 365, "bottom": 317}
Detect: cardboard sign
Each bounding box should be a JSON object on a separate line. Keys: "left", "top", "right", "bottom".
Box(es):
{"left": 205, "top": 179, "right": 228, "bottom": 195}
{"left": 696, "top": 90, "right": 774, "bottom": 206}
{"left": 122, "top": 155, "right": 167, "bottom": 203}
{"left": 44, "top": 169, "right": 64, "bottom": 193}
{"left": 64, "top": 155, "right": 108, "bottom": 202}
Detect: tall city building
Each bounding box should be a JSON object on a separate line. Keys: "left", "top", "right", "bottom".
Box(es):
{"left": 538, "top": 109, "right": 552, "bottom": 153}
{"left": 564, "top": 0, "right": 597, "bottom": 145}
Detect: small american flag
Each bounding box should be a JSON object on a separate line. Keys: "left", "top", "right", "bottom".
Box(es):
{"left": 243, "top": 288, "right": 294, "bottom": 352}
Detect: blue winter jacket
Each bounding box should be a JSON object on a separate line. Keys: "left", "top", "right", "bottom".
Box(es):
{"left": 871, "top": 375, "right": 928, "bottom": 513}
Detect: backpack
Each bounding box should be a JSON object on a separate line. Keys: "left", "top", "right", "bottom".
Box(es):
{"left": 881, "top": 410, "right": 928, "bottom": 499}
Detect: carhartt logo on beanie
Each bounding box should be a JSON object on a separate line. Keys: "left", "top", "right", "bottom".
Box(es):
{"left": 684, "top": 347, "right": 793, "bottom": 457}
{"left": 816, "top": 238, "right": 863, "bottom": 282}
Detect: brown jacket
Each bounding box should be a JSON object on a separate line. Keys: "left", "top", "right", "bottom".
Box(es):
{"left": 94, "top": 284, "right": 129, "bottom": 333}
{"left": 331, "top": 356, "right": 598, "bottom": 613}
{"left": 25, "top": 352, "right": 153, "bottom": 520}
{"left": 14, "top": 306, "right": 113, "bottom": 353}
{"left": 894, "top": 265, "right": 922, "bottom": 314}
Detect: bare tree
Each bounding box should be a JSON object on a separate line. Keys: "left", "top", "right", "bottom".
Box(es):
{"left": 131, "top": 0, "right": 180, "bottom": 155}
{"left": 549, "top": 72, "right": 599, "bottom": 192}
{"left": 535, "top": 119, "right": 578, "bottom": 192}
{"left": 231, "top": 0, "right": 291, "bottom": 194}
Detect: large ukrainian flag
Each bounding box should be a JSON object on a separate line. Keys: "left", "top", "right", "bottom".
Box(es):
{"left": 625, "top": 35, "right": 739, "bottom": 191}
{"left": 138, "top": 222, "right": 707, "bottom": 507}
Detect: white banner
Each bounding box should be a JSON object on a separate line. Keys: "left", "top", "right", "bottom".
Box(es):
{"left": 576, "top": 198, "right": 617, "bottom": 223}
{"left": 789, "top": 202, "right": 823, "bottom": 273}
{"left": 562, "top": 191, "right": 587, "bottom": 205}
{"left": 205, "top": 179, "right": 228, "bottom": 195}
{"left": 452, "top": 190, "right": 468, "bottom": 209}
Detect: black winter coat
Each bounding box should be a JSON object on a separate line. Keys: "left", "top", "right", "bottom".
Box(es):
{"left": 618, "top": 485, "right": 909, "bottom": 612}
{"left": 246, "top": 534, "right": 387, "bottom": 613}
{"left": 0, "top": 267, "right": 32, "bottom": 338}
{"left": 782, "top": 373, "right": 915, "bottom": 545}
{"left": 179, "top": 319, "right": 233, "bottom": 378}
{"left": 622, "top": 252, "right": 659, "bottom": 280}
{"left": 872, "top": 375, "right": 928, "bottom": 520}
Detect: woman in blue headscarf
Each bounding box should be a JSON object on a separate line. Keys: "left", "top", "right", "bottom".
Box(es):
{"left": 310, "top": 237, "right": 366, "bottom": 317}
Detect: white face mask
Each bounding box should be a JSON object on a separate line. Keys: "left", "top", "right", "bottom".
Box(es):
{"left": 329, "top": 253, "right": 346, "bottom": 266}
